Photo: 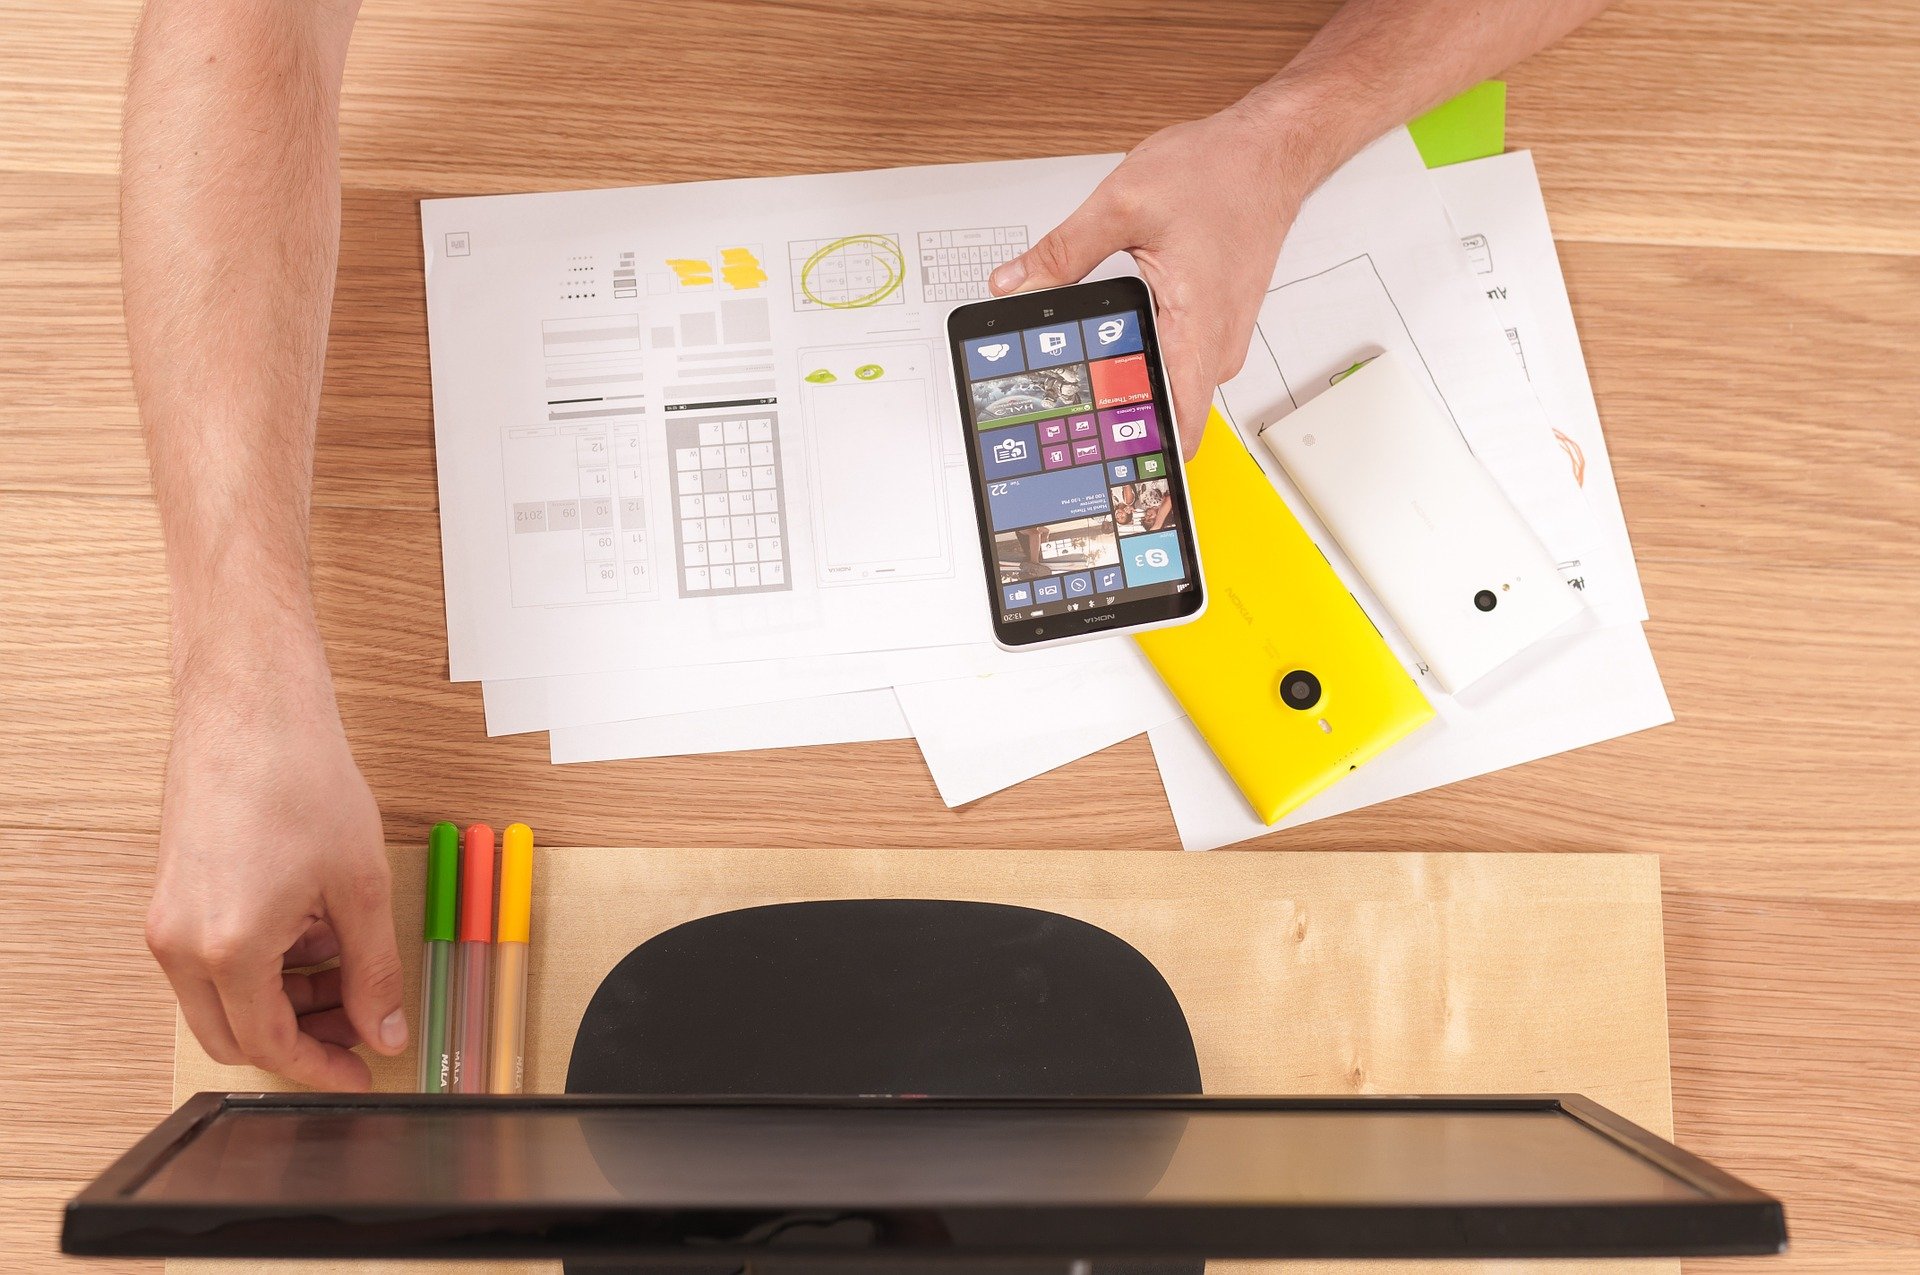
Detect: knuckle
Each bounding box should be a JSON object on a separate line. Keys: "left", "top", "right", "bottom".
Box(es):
{"left": 1029, "top": 232, "right": 1075, "bottom": 279}
{"left": 1103, "top": 178, "right": 1146, "bottom": 224}
{"left": 242, "top": 1025, "right": 296, "bottom": 1072}
{"left": 144, "top": 912, "right": 183, "bottom": 960}
{"left": 357, "top": 945, "right": 405, "bottom": 1001}
{"left": 198, "top": 930, "right": 252, "bottom": 975}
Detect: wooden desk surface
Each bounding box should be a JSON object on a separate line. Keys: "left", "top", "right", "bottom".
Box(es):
{"left": 1, "top": 1, "right": 1915, "bottom": 1270}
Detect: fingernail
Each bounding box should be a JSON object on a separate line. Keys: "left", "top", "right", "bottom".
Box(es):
{"left": 379, "top": 1009, "right": 407, "bottom": 1052}
{"left": 990, "top": 258, "right": 1026, "bottom": 293}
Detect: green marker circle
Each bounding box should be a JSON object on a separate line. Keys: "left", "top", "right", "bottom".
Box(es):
{"left": 800, "top": 234, "right": 906, "bottom": 310}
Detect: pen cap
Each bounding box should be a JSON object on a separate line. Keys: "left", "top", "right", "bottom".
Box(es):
{"left": 497, "top": 823, "right": 534, "bottom": 944}
{"left": 458, "top": 824, "right": 496, "bottom": 943}
{"left": 424, "top": 822, "right": 460, "bottom": 942}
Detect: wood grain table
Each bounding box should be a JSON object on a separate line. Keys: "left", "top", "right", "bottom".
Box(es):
{"left": 2, "top": 1, "right": 1916, "bottom": 1271}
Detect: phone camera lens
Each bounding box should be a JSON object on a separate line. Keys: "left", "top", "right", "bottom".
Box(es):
{"left": 1279, "top": 670, "right": 1322, "bottom": 711}
{"left": 1474, "top": 589, "right": 1498, "bottom": 612}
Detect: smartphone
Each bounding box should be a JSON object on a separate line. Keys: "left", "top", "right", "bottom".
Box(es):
{"left": 1257, "top": 352, "right": 1584, "bottom": 693}
{"left": 947, "top": 277, "right": 1204, "bottom": 649}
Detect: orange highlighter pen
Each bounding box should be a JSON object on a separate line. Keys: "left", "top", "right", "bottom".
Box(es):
{"left": 450, "top": 823, "right": 495, "bottom": 1094}
{"left": 489, "top": 822, "right": 534, "bottom": 1093}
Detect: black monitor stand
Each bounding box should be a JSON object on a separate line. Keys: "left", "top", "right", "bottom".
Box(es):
{"left": 566, "top": 899, "right": 1204, "bottom": 1275}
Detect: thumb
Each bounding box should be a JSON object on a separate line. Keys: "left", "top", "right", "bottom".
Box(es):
{"left": 1155, "top": 305, "right": 1217, "bottom": 461}
{"left": 990, "top": 192, "right": 1128, "bottom": 296}
{"left": 328, "top": 867, "right": 408, "bottom": 1056}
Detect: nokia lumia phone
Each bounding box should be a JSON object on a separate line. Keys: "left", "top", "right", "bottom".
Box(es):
{"left": 947, "top": 277, "right": 1204, "bottom": 649}
{"left": 1258, "top": 353, "right": 1585, "bottom": 692}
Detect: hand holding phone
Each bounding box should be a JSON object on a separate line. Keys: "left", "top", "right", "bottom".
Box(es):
{"left": 947, "top": 278, "right": 1205, "bottom": 649}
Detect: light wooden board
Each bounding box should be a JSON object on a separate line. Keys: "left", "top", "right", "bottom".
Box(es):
{"left": 3, "top": 0, "right": 1918, "bottom": 1271}
{"left": 170, "top": 846, "right": 1673, "bottom": 1275}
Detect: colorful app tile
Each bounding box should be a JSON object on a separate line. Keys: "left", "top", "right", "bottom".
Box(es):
{"left": 1035, "top": 517, "right": 1120, "bottom": 569}
{"left": 1094, "top": 565, "right": 1124, "bottom": 593}
{"left": 987, "top": 464, "right": 1110, "bottom": 532}
{"left": 1120, "top": 527, "right": 1186, "bottom": 587}
{"left": 995, "top": 515, "right": 1120, "bottom": 580}
{"left": 1135, "top": 452, "right": 1166, "bottom": 479}
{"left": 1080, "top": 309, "right": 1144, "bottom": 357}
{"left": 1113, "top": 477, "right": 1175, "bottom": 536}
{"left": 1033, "top": 576, "right": 1064, "bottom": 604}
{"left": 1061, "top": 570, "right": 1095, "bottom": 601}
{"left": 1070, "top": 438, "right": 1101, "bottom": 465}
{"left": 1098, "top": 403, "right": 1163, "bottom": 458}
{"left": 1022, "top": 321, "right": 1085, "bottom": 370}
{"left": 1042, "top": 443, "right": 1072, "bottom": 470}
{"left": 1088, "top": 353, "right": 1152, "bottom": 409}
{"left": 1067, "top": 413, "right": 1097, "bottom": 440}
{"left": 978, "top": 422, "right": 1042, "bottom": 481}
{"left": 1106, "top": 458, "right": 1135, "bottom": 483}
{"left": 1039, "top": 418, "right": 1069, "bottom": 445}
{"left": 1001, "top": 580, "right": 1033, "bottom": 609}
{"left": 970, "top": 366, "right": 1091, "bottom": 428}
{"left": 963, "top": 334, "right": 1025, "bottom": 381}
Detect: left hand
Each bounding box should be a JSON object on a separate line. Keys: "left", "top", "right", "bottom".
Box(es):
{"left": 989, "top": 104, "right": 1315, "bottom": 458}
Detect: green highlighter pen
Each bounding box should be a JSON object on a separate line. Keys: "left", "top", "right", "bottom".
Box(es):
{"left": 418, "top": 822, "right": 460, "bottom": 1093}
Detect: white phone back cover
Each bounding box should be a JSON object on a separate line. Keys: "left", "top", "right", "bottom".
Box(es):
{"left": 1258, "top": 352, "right": 1583, "bottom": 692}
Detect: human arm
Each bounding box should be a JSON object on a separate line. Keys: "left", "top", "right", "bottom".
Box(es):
{"left": 122, "top": 0, "right": 401, "bottom": 1091}
{"left": 990, "top": 0, "right": 1616, "bottom": 456}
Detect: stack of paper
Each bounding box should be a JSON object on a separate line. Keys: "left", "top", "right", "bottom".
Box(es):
{"left": 420, "top": 130, "right": 1666, "bottom": 829}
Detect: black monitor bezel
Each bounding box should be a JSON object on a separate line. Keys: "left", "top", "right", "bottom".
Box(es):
{"left": 63, "top": 1092, "right": 1786, "bottom": 1261}
{"left": 946, "top": 276, "right": 1205, "bottom": 647}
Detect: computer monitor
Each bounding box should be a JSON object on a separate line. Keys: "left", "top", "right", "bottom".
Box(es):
{"left": 63, "top": 1093, "right": 1785, "bottom": 1262}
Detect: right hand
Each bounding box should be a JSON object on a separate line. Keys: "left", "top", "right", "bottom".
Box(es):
{"left": 147, "top": 652, "right": 407, "bottom": 1091}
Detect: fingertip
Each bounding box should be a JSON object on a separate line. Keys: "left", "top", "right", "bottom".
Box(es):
{"left": 376, "top": 1007, "right": 408, "bottom": 1055}
{"left": 988, "top": 257, "right": 1026, "bottom": 295}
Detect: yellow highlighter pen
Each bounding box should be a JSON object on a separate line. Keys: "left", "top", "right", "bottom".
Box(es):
{"left": 489, "top": 823, "right": 535, "bottom": 1093}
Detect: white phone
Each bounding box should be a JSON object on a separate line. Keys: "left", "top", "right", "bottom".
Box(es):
{"left": 1257, "top": 352, "right": 1583, "bottom": 693}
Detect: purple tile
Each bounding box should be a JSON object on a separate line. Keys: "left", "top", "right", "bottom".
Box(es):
{"left": 1042, "top": 443, "right": 1073, "bottom": 470}
{"left": 1067, "top": 413, "right": 1097, "bottom": 440}
{"left": 1098, "top": 403, "right": 1163, "bottom": 458}
{"left": 1070, "top": 438, "right": 1101, "bottom": 465}
{"left": 1039, "top": 418, "right": 1069, "bottom": 445}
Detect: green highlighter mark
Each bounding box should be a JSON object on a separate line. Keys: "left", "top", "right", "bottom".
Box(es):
{"left": 804, "top": 368, "right": 837, "bottom": 384}
{"left": 855, "top": 364, "right": 885, "bottom": 380}
{"left": 1330, "top": 356, "right": 1379, "bottom": 387}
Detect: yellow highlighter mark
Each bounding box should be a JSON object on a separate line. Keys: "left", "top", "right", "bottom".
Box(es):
{"left": 665, "top": 258, "right": 714, "bottom": 288}
{"left": 719, "top": 247, "right": 768, "bottom": 290}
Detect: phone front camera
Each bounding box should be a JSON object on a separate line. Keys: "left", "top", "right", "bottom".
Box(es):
{"left": 1474, "top": 590, "right": 1498, "bottom": 612}
{"left": 1279, "top": 669, "right": 1323, "bottom": 711}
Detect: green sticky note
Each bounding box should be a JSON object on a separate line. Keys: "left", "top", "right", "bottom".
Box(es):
{"left": 1408, "top": 80, "right": 1506, "bottom": 169}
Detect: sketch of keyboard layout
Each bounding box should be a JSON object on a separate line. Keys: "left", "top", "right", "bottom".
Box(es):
{"left": 918, "top": 226, "right": 1027, "bottom": 303}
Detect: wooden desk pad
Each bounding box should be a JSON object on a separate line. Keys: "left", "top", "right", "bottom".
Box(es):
{"left": 174, "top": 847, "right": 1674, "bottom": 1274}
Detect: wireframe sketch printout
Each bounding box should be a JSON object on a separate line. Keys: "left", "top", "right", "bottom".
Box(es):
{"left": 423, "top": 163, "right": 1107, "bottom": 682}
{"left": 427, "top": 133, "right": 1607, "bottom": 709}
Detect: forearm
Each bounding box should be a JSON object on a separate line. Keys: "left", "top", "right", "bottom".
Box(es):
{"left": 122, "top": 0, "right": 360, "bottom": 703}
{"left": 1243, "top": 0, "right": 1615, "bottom": 183}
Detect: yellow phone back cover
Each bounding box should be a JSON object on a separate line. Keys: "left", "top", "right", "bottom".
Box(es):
{"left": 1136, "top": 414, "right": 1434, "bottom": 824}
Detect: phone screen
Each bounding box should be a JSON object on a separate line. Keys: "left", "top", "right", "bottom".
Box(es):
{"left": 947, "top": 278, "right": 1204, "bottom": 646}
